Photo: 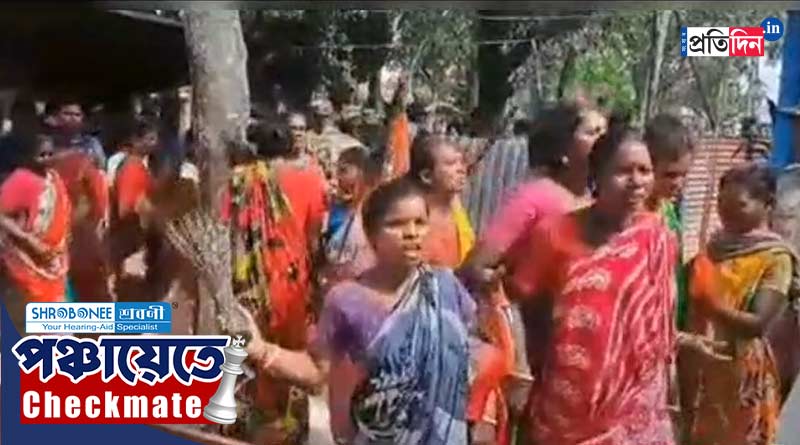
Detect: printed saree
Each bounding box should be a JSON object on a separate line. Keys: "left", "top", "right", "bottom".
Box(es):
{"left": 349, "top": 266, "right": 471, "bottom": 445}
{"left": 685, "top": 230, "right": 798, "bottom": 445}
{"left": 512, "top": 212, "right": 677, "bottom": 445}
{"left": 221, "top": 160, "right": 322, "bottom": 445}
{"left": 0, "top": 169, "right": 71, "bottom": 331}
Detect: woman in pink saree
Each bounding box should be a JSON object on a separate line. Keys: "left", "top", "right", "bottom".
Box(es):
{"left": 459, "top": 102, "right": 608, "bottom": 444}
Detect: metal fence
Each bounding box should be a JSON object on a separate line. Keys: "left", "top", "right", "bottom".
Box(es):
{"left": 461, "top": 136, "right": 529, "bottom": 235}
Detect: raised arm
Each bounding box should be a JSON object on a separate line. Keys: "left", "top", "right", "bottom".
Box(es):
{"left": 247, "top": 339, "right": 330, "bottom": 390}
{"left": 238, "top": 305, "right": 329, "bottom": 391}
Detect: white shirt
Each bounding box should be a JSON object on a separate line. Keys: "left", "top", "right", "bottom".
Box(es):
{"left": 180, "top": 161, "right": 200, "bottom": 183}
{"left": 106, "top": 151, "right": 127, "bottom": 184}
{"left": 106, "top": 152, "right": 149, "bottom": 185}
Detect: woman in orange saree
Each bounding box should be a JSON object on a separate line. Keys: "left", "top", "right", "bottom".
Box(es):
{"left": 0, "top": 131, "right": 71, "bottom": 332}
{"left": 49, "top": 148, "right": 110, "bottom": 302}
{"left": 684, "top": 163, "right": 795, "bottom": 445}
{"left": 386, "top": 75, "right": 412, "bottom": 180}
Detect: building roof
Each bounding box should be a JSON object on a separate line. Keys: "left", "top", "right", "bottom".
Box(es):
{"left": 0, "top": 8, "right": 188, "bottom": 103}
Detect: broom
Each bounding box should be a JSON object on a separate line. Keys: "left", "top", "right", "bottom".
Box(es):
{"left": 164, "top": 208, "right": 259, "bottom": 438}
{"left": 164, "top": 208, "right": 251, "bottom": 338}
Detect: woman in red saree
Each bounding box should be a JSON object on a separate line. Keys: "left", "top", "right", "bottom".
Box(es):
{"left": 509, "top": 119, "right": 678, "bottom": 445}
{"left": 0, "top": 131, "right": 71, "bottom": 331}
{"left": 459, "top": 102, "right": 608, "bottom": 445}
{"left": 108, "top": 119, "right": 160, "bottom": 300}
{"left": 49, "top": 148, "right": 110, "bottom": 302}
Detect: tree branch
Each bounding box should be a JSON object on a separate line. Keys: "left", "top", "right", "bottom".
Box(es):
{"left": 674, "top": 10, "right": 717, "bottom": 131}
{"left": 646, "top": 10, "right": 671, "bottom": 121}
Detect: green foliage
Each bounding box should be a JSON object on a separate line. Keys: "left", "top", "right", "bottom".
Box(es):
{"left": 233, "top": 8, "right": 785, "bottom": 133}
{"left": 389, "top": 10, "right": 476, "bottom": 110}
{"left": 560, "top": 9, "right": 786, "bottom": 131}
{"left": 570, "top": 36, "right": 638, "bottom": 116}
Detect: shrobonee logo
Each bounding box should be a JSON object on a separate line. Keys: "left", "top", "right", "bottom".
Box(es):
{"left": 25, "top": 302, "right": 173, "bottom": 334}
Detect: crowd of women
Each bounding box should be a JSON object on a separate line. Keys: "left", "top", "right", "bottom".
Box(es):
{"left": 0, "top": 92, "right": 798, "bottom": 445}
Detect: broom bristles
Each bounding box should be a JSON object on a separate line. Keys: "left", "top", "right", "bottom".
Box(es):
{"left": 165, "top": 209, "right": 249, "bottom": 335}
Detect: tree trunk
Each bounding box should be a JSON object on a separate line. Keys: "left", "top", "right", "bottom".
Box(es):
{"left": 370, "top": 69, "right": 384, "bottom": 116}
{"left": 556, "top": 46, "right": 577, "bottom": 100}
{"left": 182, "top": 10, "right": 251, "bottom": 335}
{"left": 183, "top": 10, "right": 250, "bottom": 216}
{"left": 529, "top": 38, "right": 543, "bottom": 118}
{"left": 646, "top": 10, "right": 671, "bottom": 121}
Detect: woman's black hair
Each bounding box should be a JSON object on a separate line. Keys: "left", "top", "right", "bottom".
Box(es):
{"left": 249, "top": 119, "right": 291, "bottom": 159}
{"left": 109, "top": 117, "right": 159, "bottom": 150}
{"left": 587, "top": 111, "right": 641, "bottom": 187}
{"left": 338, "top": 146, "right": 382, "bottom": 184}
{"left": 6, "top": 126, "right": 52, "bottom": 168}
{"left": 45, "top": 96, "right": 83, "bottom": 117}
{"left": 719, "top": 162, "right": 777, "bottom": 207}
{"left": 408, "top": 134, "right": 452, "bottom": 187}
{"left": 362, "top": 176, "right": 427, "bottom": 238}
{"left": 644, "top": 113, "right": 695, "bottom": 165}
{"left": 527, "top": 101, "right": 586, "bottom": 170}
{"left": 512, "top": 119, "right": 529, "bottom": 137}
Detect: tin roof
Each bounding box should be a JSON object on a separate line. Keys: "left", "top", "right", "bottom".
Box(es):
{"left": 680, "top": 138, "right": 749, "bottom": 260}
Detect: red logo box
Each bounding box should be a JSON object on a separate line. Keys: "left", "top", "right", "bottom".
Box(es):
{"left": 729, "top": 27, "right": 765, "bottom": 57}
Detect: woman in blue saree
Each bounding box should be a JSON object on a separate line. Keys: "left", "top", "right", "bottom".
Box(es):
{"left": 240, "top": 176, "right": 475, "bottom": 445}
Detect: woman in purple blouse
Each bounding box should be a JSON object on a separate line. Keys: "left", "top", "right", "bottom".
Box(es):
{"left": 240, "top": 177, "right": 476, "bottom": 445}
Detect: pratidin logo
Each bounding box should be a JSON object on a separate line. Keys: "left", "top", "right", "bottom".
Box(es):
{"left": 681, "top": 16, "right": 784, "bottom": 58}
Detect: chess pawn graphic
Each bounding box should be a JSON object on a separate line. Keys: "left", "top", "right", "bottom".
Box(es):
{"left": 203, "top": 335, "right": 248, "bottom": 424}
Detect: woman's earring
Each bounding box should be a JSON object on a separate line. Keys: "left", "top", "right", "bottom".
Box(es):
{"left": 560, "top": 156, "right": 570, "bottom": 168}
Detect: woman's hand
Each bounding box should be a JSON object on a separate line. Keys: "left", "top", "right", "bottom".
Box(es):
{"left": 471, "top": 422, "right": 496, "bottom": 445}
{"left": 677, "top": 332, "right": 732, "bottom": 362}
{"left": 690, "top": 254, "right": 724, "bottom": 313}
{"left": 0, "top": 215, "right": 56, "bottom": 263}
{"left": 235, "top": 304, "right": 271, "bottom": 363}
{"left": 478, "top": 265, "right": 506, "bottom": 294}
